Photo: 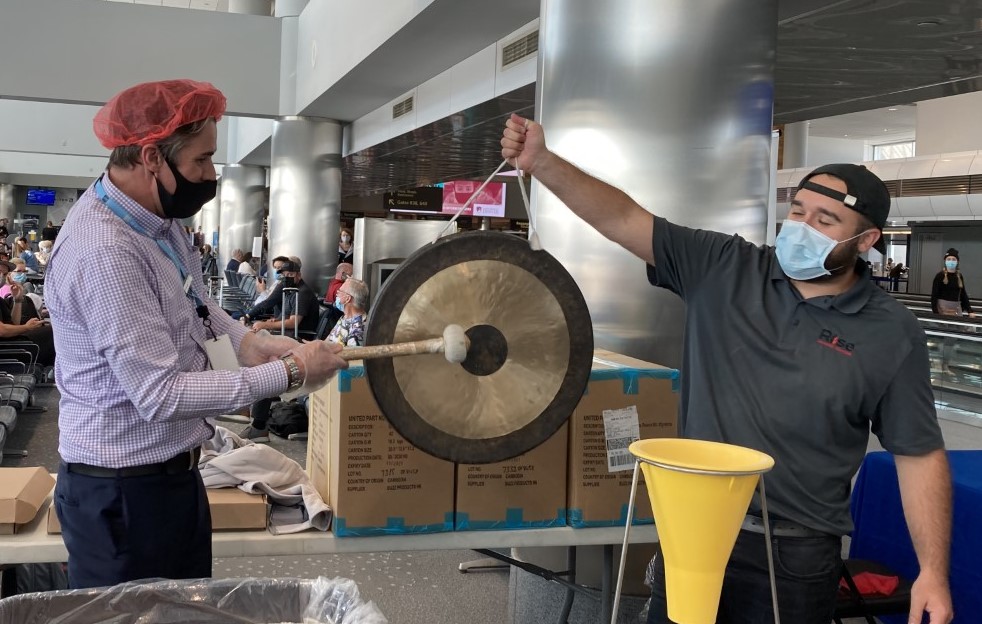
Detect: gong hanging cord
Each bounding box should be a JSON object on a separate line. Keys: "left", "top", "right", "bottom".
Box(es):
{"left": 437, "top": 158, "right": 540, "bottom": 249}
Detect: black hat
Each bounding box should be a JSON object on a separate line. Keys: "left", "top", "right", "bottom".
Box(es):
{"left": 798, "top": 163, "right": 891, "bottom": 254}
{"left": 945, "top": 248, "right": 959, "bottom": 260}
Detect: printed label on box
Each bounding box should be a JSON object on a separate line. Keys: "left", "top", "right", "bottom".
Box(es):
{"left": 603, "top": 406, "right": 640, "bottom": 472}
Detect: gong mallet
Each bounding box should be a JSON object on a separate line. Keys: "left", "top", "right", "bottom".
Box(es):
{"left": 340, "top": 324, "right": 470, "bottom": 364}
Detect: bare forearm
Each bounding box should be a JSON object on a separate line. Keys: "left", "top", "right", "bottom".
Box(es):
{"left": 895, "top": 449, "right": 951, "bottom": 578}
{"left": 533, "top": 152, "right": 655, "bottom": 264}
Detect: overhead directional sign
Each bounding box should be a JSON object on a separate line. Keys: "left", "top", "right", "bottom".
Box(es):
{"left": 384, "top": 187, "right": 443, "bottom": 213}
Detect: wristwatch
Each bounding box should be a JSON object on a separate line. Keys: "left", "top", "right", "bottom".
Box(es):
{"left": 281, "top": 355, "right": 303, "bottom": 390}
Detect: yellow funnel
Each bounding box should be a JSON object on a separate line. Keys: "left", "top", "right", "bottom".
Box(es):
{"left": 630, "top": 439, "right": 774, "bottom": 624}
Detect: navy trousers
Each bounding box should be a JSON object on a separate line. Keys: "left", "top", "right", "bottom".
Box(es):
{"left": 55, "top": 463, "right": 212, "bottom": 589}
{"left": 646, "top": 529, "right": 842, "bottom": 624}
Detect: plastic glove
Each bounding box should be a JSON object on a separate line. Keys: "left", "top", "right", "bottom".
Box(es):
{"left": 280, "top": 340, "right": 348, "bottom": 402}
{"left": 239, "top": 329, "right": 300, "bottom": 368}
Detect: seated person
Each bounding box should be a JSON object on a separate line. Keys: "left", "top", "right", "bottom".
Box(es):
{"left": 326, "top": 263, "right": 353, "bottom": 302}
{"left": 37, "top": 240, "right": 53, "bottom": 268}
{"left": 240, "top": 278, "right": 370, "bottom": 443}
{"left": 327, "top": 278, "right": 368, "bottom": 347}
{"left": 322, "top": 262, "right": 353, "bottom": 329}
{"left": 1, "top": 260, "right": 33, "bottom": 297}
{"left": 0, "top": 260, "right": 13, "bottom": 298}
{"left": 15, "top": 237, "right": 40, "bottom": 274}
{"left": 240, "top": 259, "right": 319, "bottom": 336}
{"left": 225, "top": 248, "right": 243, "bottom": 272}
{"left": 237, "top": 251, "right": 256, "bottom": 275}
{"left": 0, "top": 281, "right": 55, "bottom": 367}
{"left": 253, "top": 255, "right": 289, "bottom": 306}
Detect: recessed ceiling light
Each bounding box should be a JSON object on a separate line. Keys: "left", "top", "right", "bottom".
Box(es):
{"left": 917, "top": 20, "right": 941, "bottom": 27}
{"left": 887, "top": 107, "right": 898, "bottom": 111}
{"left": 884, "top": 128, "right": 890, "bottom": 131}
{"left": 844, "top": 134, "right": 849, "bottom": 137}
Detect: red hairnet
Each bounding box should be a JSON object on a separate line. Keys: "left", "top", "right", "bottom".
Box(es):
{"left": 93, "top": 79, "right": 226, "bottom": 149}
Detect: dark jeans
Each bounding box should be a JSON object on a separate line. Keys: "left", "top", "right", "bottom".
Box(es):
{"left": 55, "top": 463, "right": 211, "bottom": 589}
{"left": 647, "top": 529, "right": 842, "bottom": 624}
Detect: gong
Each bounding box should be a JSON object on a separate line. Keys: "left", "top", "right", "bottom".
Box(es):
{"left": 364, "top": 231, "right": 594, "bottom": 464}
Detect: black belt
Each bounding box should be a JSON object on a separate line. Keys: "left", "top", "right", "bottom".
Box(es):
{"left": 741, "top": 514, "right": 829, "bottom": 538}
{"left": 66, "top": 448, "right": 201, "bottom": 478}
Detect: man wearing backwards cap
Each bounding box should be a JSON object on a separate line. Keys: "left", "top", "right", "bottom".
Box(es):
{"left": 45, "top": 79, "right": 347, "bottom": 589}
{"left": 502, "top": 115, "right": 952, "bottom": 624}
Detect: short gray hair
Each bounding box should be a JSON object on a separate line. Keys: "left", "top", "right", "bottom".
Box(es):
{"left": 344, "top": 278, "right": 369, "bottom": 311}
{"left": 107, "top": 118, "right": 213, "bottom": 169}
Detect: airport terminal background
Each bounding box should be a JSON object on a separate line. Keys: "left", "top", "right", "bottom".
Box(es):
{"left": 3, "top": 0, "right": 982, "bottom": 622}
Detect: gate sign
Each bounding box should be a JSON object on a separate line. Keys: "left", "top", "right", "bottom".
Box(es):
{"left": 384, "top": 187, "right": 443, "bottom": 213}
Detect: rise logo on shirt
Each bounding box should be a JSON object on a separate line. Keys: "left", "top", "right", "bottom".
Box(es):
{"left": 817, "top": 329, "right": 855, "bottom": 356}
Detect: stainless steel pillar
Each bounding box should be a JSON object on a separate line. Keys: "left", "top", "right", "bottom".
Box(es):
{"left": 783, "top": 121, "right": 810, "bottom": 169}
{"left": 535, "top": 0, "right": 777, "bottom": 368}
{"left": 199, "top": 183, "right": 221, "bottom": 250}
{"left": 0, "top": 184, "right": 14, "bottom": 226}
{"left": 268, "top": 116, "right": 342, "bottom": 295}
{"left": 218, "top": 164, "right": 266, "bottom": 273}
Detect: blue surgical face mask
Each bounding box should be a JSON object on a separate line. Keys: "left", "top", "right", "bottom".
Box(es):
{"left": 10, "top": 272, "right": 27, "bottom": 284}
{"left": 945, "top": 260, "right": 958, "bottom": 271}
{"left": 774, "top": 220, "right": 868, "bottom": 281}
{"left": 334, "top": 295, "right": 345, "bottom": 312}
{"left": 271, "top": 269, "right": 281, "bottom": 282}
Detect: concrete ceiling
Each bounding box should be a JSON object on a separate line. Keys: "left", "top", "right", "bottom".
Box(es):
{"left": 342, "top": 0, "right": 982, "bottom": 196}
{"left": 806, "top": 104, "right": 917, "bottom": 142}
{"left": 104, "top": 0, "right": 228, "bottom": 11}
{"left": 17, "top": 0, "right": 982, "bottom": 197}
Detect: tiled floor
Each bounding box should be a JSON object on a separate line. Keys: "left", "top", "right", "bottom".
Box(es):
{"left": 4, "top": 387, "right": 980, "bottom": 623}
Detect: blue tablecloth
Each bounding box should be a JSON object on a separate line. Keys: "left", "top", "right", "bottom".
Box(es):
{"left": 849, "top": 451, "right": 982, "bottom": 624}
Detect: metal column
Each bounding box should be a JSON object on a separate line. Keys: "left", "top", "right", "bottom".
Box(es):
{"left": 268, "top": 116, "right": 342, "bottom": 295}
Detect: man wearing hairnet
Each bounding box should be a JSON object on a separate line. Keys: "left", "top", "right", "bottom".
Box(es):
{"left": 45, "top": 79, "right": 347, "bottom": 589}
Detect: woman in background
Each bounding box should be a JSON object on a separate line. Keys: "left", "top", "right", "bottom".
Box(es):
{"left": 338, "top": 228, "right": 354, "bottom": 265}
{"left": 931, "top": 248, "right": 975, "bottom": 317}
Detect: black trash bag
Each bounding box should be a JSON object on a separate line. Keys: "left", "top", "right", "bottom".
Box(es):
{"left": 267, "top": 400, "right": 308, "bottom": 438}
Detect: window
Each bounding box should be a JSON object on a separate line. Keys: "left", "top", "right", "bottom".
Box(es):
{"left": 873, "top": 141, "right": 915, "bottom": 160}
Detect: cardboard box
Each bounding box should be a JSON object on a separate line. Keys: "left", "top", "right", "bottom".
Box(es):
{"left": 455, "top": 423, "right": 568, "bottom": 531}
{"left": 306, "top": 364, "right": 455, "bottom": 537}
{"left": 0, "top": 467, "right": 55, "bottom": 535}
{"left": 207, "top": 488, "right": 267, "bottom": 530}
{"left": 567, "top": 350, "right": 679, "bottom": 528}
{"left": 48, "top": 487, "right": 268, "bottom": 534}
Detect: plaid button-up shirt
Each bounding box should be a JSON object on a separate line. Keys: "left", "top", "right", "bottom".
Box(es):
{"left": 47, "top": 174, "right": 285, "bottom": 467}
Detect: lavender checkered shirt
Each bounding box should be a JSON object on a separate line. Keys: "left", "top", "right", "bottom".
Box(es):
{"left": 46, "top": 174, "right": 287, "bottom": 467}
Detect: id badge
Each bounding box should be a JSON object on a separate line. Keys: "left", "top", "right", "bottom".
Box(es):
{"left": 203, "top": 334, "right": 239, "bottom": 371}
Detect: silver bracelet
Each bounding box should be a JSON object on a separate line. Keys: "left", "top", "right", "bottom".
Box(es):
{"left": 281, "top": 355, "right": 303, "bottom": 390}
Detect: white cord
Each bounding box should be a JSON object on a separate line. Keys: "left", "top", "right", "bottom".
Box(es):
{"left": 436, "top": 158, "right": 540, "bottom": 249}
{"left": 512, "top": 161, "right": 541, "bottom": 250}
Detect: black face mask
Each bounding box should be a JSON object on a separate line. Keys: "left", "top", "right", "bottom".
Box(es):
{"left": 282, "top": 275, "right": 297, "bottom": 288}
{"left": 155, "top": 158, "right": 217, "bottom": 220}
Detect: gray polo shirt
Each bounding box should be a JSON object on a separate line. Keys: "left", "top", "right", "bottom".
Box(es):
{"left": 648, "top": 216, "right": 943, "bottom": 536}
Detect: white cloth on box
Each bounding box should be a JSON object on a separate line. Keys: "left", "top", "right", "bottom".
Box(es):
{"left": 199, "top": 426, "right": 332, "bottom": 534}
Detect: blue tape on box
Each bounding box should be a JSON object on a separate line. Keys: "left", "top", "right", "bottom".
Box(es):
{"left": 337, "top": 365, "right": 367, "bottom": 393}
{"left": 334, "top": 512, "right": 455, "bottom": 537}
{"left": 585, "top": 365, "right": 679, "bottom": 395}
{"left": 567, "top": 504, "right": 655, "bottom": 528}
{"left": 455, "top": 508, "right": 567, "bottom": 531}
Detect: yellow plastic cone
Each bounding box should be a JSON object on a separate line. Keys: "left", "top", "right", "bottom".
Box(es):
{"left": 630, "top": 439, "right": 775, "bottom": 624}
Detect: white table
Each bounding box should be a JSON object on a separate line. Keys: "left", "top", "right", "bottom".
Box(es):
{"left": 2, "top": 495, "right": 659, "bottom": 565}
{"left": 2, "top": 495, "right": 659, "bottom": 622}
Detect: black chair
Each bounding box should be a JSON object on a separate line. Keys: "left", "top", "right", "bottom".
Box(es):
{"left": 833, "top": 558, "right": 912, "bottom": 624}
{"left": 0, "top": 376, "right": 25, "bottom": 462}
{"left": 298, "top": 306, "right": 339, "bottom": 343}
